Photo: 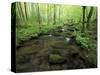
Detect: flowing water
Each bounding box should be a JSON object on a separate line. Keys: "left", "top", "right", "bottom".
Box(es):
{"left": 16, "top": 26, "right": 97, "bottom": 72}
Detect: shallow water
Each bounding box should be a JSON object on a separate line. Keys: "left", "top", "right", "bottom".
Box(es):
{"left": 16, "top": 28, "right": 97, "bottom": 72}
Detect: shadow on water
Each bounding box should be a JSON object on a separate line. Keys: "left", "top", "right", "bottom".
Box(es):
{"left": 16, "top": 26, "right": 97, "bottom": 72}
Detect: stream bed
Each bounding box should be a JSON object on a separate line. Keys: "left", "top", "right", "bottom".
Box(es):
{"left": 16, "top": 27, "right": 97, "bottom": 72}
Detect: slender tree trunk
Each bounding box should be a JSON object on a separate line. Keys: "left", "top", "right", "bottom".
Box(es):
{"left": 31, "top": 3, "right": 34, "bottom": 18}
{"left": 47, "top": 4, "right": 49, "bottom": 24}
{"left": 17, "top": 3, "right": 23, "bottom": 22}
{"left": 82, "top": 6, "right": 86, "bottom": 33}
{"left": 59, "top": 6, "right": 60, "bottom": 23}
{"left": 37, "top": 4, "right": 41, "bottom": 24}
{"left": 19, "top": 3, "right": 25, "bottom": 21}
{"left": 87, "top": 7, "right": 94, "bottom": 28}
{"left": 37, "top": 4, "right": 41, "bottom": 32}
{"left": 53, "top": 4, "right": 56, "bottom": 25}
{"left": 24, "top": 2, "right": 28, "bottom": 20}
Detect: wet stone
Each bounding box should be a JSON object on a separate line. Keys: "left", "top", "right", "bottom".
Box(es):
{"left": 49, "top": 54, "right": 65, "bottom": 64}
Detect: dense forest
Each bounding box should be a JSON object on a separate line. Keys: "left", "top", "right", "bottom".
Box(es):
{"left": 11, "top": 2, "right": 97, "bottom": 72}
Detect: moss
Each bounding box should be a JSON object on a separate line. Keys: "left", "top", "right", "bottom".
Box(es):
{"left": 49, "top": 54, "right": 65, "bottom": 64}
{"left": 39, "top": 64, "right": 49, "bottom": 70}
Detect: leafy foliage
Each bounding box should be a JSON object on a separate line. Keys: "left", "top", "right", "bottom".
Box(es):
{"left": 72, "top": 31, "right": 96, "bottom": 50}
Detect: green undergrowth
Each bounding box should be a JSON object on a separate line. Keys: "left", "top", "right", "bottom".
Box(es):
{"left": 72, "top": 31, "right": 96, "bottom": 50}
{"left": 16, "top": 23, "right": 63, "bottom": 46}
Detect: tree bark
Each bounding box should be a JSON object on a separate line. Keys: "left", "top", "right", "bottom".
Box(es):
{"left": 53, "top": 4, "right": 56, "bottom": 25}
{"left": 19, "top": 3, "right": 25, "bottom": 21}
{"left": 37, "top": 3, "right": 41, "bottom": 32}
{"left": 37, "top": 4, "right": 41, "bottom": 24}
{"left": 59, "top": 6, "right": 60, "bottom": 23}
{"left": 24, "top": 2, "right": 28, "bottom": 20}
{"left": 81, "top": 6, "right": 86, "bottom": 33}
{"left": 47, "top": 4, "right": 49, "bottom": 24}
{"left": 87, "top": 7, "right": 94, "bottom": 28}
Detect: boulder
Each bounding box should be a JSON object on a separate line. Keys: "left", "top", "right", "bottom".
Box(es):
{"left": 49, "top": 54, "right": 65, "bottom": 64}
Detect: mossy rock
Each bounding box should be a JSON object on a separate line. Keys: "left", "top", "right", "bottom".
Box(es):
{"left": 49, "top": 54, "right": 65, "bottom": 64}
{"left": 39, "top": 64, "right": 50, "bottom": 70}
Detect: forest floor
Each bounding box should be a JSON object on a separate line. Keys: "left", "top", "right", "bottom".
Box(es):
{"left": 16, "top": 24, "right": 97, "bottom": 72}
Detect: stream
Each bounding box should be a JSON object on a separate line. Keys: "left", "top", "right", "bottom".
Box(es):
{"left": 16, "top": 26, "right": 97, "bottom": 72}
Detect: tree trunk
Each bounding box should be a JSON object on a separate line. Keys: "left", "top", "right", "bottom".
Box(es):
{"left": 81, "top": 6, "right": 86, "bottom": 33}
{"left": 24, "top": 2, "right": 28, "bottom": 20}
{"left": 17, "top": 3, "right": 22, "bottom": 20}
{"left": 87, "top": 7, "right": 94, "bottom": 28}
{"left": 53, "top": 4, "right": 56, "bottom": 25}
{"left": 37, "top": 4, "right": 41, "bottom": 24}
{"left": 37, "top": 4, "right": 41, "bottom": 32}
{"left": 59, "top": 6, "right": 60, "bottom": 23}
{"left": 47, "top": 4, "right": 49, "bottom": 24}
{"left": 19, "top": 3, "right": 25, "bottom": 21}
